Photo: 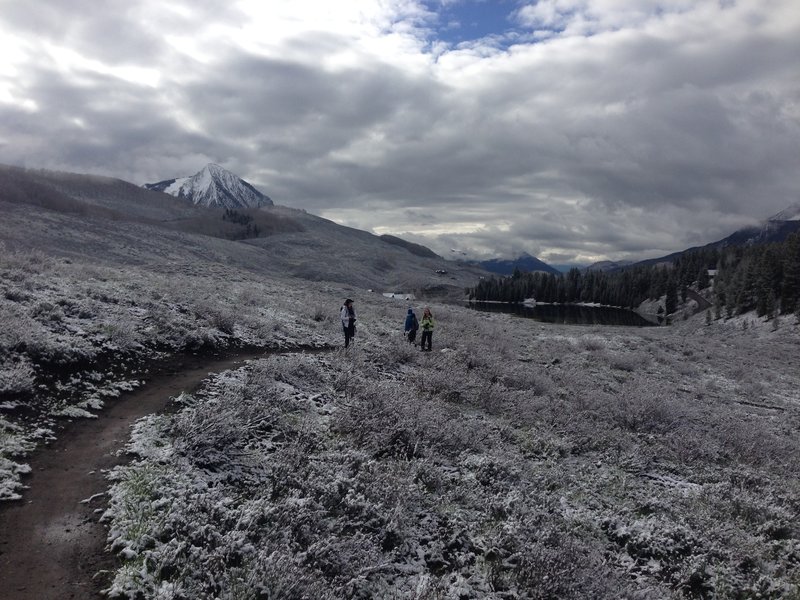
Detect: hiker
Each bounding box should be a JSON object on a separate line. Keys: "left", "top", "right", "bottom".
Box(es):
{"left": 340, "top": 298, "right": 356, "bottom": 348}
{"left": 420, "top": 307, "right": 434, "bottom": 351}
{"left": 404, "top": 307, "right": 418, "bottom": 344}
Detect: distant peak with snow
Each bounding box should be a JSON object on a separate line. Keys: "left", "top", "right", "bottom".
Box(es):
{"left": 143, "top": 164, "right": 273, "bottom": 209}
{"left": 768, "top": 202, "right": 800, "bottom": 222}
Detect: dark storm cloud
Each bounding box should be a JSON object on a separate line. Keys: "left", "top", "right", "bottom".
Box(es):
{"left": 171, "top": 42, "right": 454, "bottom": 204}
{"left": 1, "top": 0, "right": 799, "bottom": 262}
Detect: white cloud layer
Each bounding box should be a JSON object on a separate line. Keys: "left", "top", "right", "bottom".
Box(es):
{"left": 1, "top": 0, "right": 799, "bottom": 262}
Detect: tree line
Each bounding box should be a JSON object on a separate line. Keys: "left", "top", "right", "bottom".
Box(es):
{"left": 468, "top": 232, "right": 800, "bottom": 319}
{"left": 222, "top": 208, "right": 261, "bottom": 239}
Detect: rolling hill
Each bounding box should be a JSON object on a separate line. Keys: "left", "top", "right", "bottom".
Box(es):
{"left": 0, "top": 164, "right": 485, "bottom": 295}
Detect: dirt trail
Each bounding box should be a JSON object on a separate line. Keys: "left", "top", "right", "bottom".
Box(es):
{"left": 0, "top": 347, "right": 320, "bottom": 600}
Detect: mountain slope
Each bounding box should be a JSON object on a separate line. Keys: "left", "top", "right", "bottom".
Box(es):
{"left": 612, "top": 202, "right": 800, "bottom": 271}
{"left": 769, "top": 203, "right": 800, "bottom": 222}
{"left": 707, "top": 204, "right": 800, "bottom": 250}
{"left": 477, "top": 252, "right": 561, "bottom": 276}
{"left": 0, "top": 164, "right": 485, "bottom": 294}
{"left": 0, "top": 163, "right": 199, "bottom": 222}
{"left": 144, "top": 164, "right": 273, "bottom": 209}
{"left": 379, "top": 235, "right": 440, "bottom": 259}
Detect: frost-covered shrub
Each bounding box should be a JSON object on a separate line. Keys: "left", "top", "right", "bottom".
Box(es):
{"left": 262, "top": 353, "right": 330, "bottom": 391}
{"left": 105, "top": 462, "right": 172, "bottom": 554}
{"left": 333, "top": 380, "right": 488, "bottom": 459}
{"left": 0, "top": 304, "right": 31, "bottom": 352}
{"left": 30, "top": 300, "right": 65, "bottom": 322}
{"left": 183, "top": 327, "right": 230, "bottom": 351}
{"left": 375, "top": 339, "right": 418, "bottom": 366}
{"left": 608, "top": 352, "right": 650, "bottom": 372}
{"left": 713, "top": 417, "right": 798, "bottom": 473}
{"left": 579, "top": 335, "right": 606, "bottom": 351}
{"left": 511, "top": 528, "right": 629, "bottom": 598}
{"left": 235, "top": 286, "right": 262, "bottom": 307}
{"left": 500, "top": 365, "right": 553, "bottom": 396}
{"left": 310, "top": 305, "right": 329, "bottom": 322}
{"left": 0, "top": 418, "right": 35, "bottom": 500}
{"left": 98, "top": 320, "right": 141, "bottom": 351}
{"left": 171, "top": 388, "right": 290, "bottom": 476}
{"left": 603, "top": 382, "right": 685, "bottom": 435}
{"left": 0, "top": 246, "right": 53, "bottom": 274}
{"left": 475, "top": 382, "right": 509, "bottom": 415}
{"left": 194, "top": 301, "right": 238, "bottom": 335}
{"left": 418, "top": 358, "right": 477, "bottom": 403}
{"left": 0, "top": 356, "right": 35, "bottom": 395}
{"left": 19, "top": 329, "right": 97, "bottom": 365}
{"left": 0, "top": 455, "right": 31, "bottom": 501}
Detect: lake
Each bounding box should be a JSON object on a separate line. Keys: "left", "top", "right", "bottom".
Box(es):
{"left": 467, "top": 302, "right": 660, "bottom": 326}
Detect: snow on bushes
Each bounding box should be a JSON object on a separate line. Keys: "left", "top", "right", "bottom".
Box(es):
{"left": 0, "top": 245, "right": 341, "bottom": 503}
{"left": 103, "top": 309, "right": 800, "bottom": 598}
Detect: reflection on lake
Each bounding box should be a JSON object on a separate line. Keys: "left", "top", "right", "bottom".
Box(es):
{"left": 467, "top": 302, "right": 660, "bottom": 327}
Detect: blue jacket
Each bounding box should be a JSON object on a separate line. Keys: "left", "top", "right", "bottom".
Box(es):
{"left": 404, "top": 310, "right": 418, "bottom": 332}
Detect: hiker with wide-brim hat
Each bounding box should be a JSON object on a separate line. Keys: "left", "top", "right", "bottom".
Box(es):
{"left": 340, "top": 298, "right": 356, "bottom": 348}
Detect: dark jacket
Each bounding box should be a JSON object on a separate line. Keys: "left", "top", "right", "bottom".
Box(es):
{"left": 404, "top": 310, "right": 418, "bottom": 332}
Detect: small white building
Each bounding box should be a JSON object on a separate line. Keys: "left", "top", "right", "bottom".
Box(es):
{"left": 383, "top": 292, "right": 416, "bottom": 301}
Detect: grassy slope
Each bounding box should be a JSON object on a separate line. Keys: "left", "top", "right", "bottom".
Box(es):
{"left": 102, "top": 300, "right": 800, "bottom": 599}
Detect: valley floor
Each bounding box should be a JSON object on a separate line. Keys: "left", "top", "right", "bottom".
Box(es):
{"left": 103, "top": 305, "right": 800, "bottom": 599}
{"left": 1, "top": 246, "right": 799, "bottom": 599}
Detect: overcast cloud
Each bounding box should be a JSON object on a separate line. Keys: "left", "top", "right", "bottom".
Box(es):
{"left": 1, "top": 0, "right": 799, "bottom": 263}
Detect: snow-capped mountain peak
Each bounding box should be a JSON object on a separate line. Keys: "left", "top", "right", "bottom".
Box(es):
{"left": 769, "top": 202, "right": 800, "bottom": 222}
{"left": 144, "top": 163, "right": 273, "bottom": 209}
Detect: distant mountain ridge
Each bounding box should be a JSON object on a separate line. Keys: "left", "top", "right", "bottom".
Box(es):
{"left": 144, "top": 163, "right": 273, "bottom": 209}
{"left": 585, "top": 260, "right": 634, "bottom": 272}
{"left": 495, "top": 203, "right": 800, "bottom": 276}
{"left": 598, "top": 203, "right": 800, "bottom": 272}
{"left": 477, "top": 252, "right": 561, "bottom": 276}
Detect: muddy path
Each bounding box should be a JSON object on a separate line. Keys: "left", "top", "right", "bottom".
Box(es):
{"left": 0, "top": 346, "right": 331, "bottom": 600}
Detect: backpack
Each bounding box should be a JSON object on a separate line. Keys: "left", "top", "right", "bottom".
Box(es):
{"left": 412, "top": 315, "right": 419, "bottom": 330}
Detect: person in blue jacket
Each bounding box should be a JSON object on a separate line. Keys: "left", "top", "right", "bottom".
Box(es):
{"left": 404, "top": 307, "right": 418, "bottom": 344}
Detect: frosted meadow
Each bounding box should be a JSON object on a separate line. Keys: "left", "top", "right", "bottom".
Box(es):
{"left": 106, "top": 320, "right": 800, "bottom": 596}
{"left": 1, "top": 244, "right": 799, "bottom": 598}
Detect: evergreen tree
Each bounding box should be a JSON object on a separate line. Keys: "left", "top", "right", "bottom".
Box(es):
{"left": 665, "top": 274, "right": 678, "bottom": 315}
{"left": 697, "top": 266, "right": 710, "bottom": 290}
{"left": 781, "top": 233, "right": 800, "bottom": 314}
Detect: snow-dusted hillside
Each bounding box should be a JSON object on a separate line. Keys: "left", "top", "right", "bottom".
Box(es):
{"left": 144, "top": 163, "right": 273, "bottom": 209}
{"left": 769, "top": 202, "right": 800, "bottom": 221}
{"left": 2, "top": 165, "right": 484, "bottom": 292}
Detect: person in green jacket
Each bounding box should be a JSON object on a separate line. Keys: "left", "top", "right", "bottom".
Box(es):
{"left": 420, "top": 307, "right": 434, "bottom": 351}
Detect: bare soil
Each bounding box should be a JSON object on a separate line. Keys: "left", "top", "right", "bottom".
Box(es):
{"left": 0, "top": 348, "right": 273, "bottom": 600}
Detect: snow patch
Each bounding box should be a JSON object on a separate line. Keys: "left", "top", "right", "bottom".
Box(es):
{"left": 148, "top": 163, "right": 273, "bottom": 209}
{"left": 769, "top": 202, "right": 800, "bottom": 221}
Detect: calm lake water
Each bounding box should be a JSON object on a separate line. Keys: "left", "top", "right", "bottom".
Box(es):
{"left": 467, "top": 302, "right": 660, "bottom": 327}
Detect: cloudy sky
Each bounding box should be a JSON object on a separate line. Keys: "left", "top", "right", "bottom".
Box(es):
{"left": 1, "top": 0, "right": 799, "bottom": 264}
